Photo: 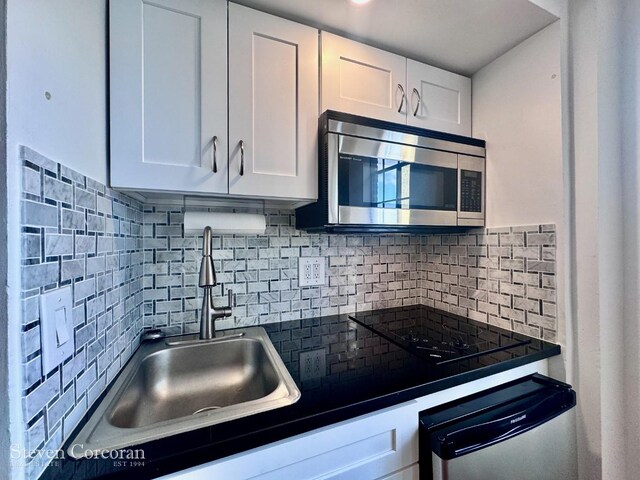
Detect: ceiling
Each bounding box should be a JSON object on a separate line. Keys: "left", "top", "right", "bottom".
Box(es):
{"left": 231, "top": 0, "right": 558, "bottom": 76}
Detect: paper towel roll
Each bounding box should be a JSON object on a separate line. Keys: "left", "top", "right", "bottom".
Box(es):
{"left": 184, "top": 211, "right": 266, "bottom": 235}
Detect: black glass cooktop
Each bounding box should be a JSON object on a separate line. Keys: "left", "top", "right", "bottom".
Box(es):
{"left": 350, "top": 305, "right": 531, "bottom": 365}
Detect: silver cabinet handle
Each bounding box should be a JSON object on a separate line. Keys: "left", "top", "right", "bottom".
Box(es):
{"left": 411, "top": 88, "right": 421, "bottom": 117}
{"left": 397, "top": 84, "right": 406, "bottom": 113}
{"left": 239, "top": 140, "right": 244, "bottom": 176}
{"left": 212, "top": 136, "right": 218, "bottom": 173}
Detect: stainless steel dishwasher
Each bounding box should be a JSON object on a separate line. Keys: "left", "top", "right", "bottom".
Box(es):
{"left": 419, "top": 374, "right": 577, "bottom": 480}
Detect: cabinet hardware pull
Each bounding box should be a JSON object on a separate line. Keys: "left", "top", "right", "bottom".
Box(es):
{"left": 212, "top": 136, "right": 218, "bottom": 173}
{"left": 397, "top": 84, "right": 406, "bottom": 113}
{"left": 412, "top": 88, "right": 421, "bottom": 117}
{"left": 239, "top": 140, "right": 245, "bottom": 176}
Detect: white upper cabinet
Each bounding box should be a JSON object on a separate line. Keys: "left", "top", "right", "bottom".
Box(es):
{"left": 406, "top": 59, "right": 471, "bottom": 136}
{"left": 321, "top": 32, "right": 407, "bottom": 124}
{"left": 109, "top": 2, "right": 469, "bottom": 199}
{"left": 110, "top": 0, "right": 228, "bottom": 194}
{"left": 320, "top": 33, "right": 471, "bottom": 136}
{"left": 228, "top": 4, "right": 319, "bottom": 200}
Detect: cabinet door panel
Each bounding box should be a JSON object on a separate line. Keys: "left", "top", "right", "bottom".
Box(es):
{"left": 321, "top": 32, "right": 407, "bottom": 124}
{"left": 110, "top": 0, "right": 227, "bottom": 193}
{"left": 406, "top": 59, "right": 471, "bottom": 136}
{"left": 229, "top": 4, "right": 318, "bottom": 200}
{"left": 160, "top": 400, "right": 418, "bottom": 480}
{"left": 376, "top": 464, "right": 419, "bottom": 480}
{"left": 252, "top": 34, "right": 298, "bottom": 177}
{"left": 142, "top": 3, "right": 201, "bottom": 167}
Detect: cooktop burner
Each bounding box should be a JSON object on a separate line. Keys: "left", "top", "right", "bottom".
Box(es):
{"left": 350, "top": 305, "right": 531, "bottom": 365}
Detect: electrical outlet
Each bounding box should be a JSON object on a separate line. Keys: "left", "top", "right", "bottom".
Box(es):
{"left": 299, "top": 257, "right": 325, "bottom": 287}
{"left": 299, "top": 348, "right": 326, "bottom": 381}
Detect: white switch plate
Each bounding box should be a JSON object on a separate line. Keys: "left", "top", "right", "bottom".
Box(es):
{"left": 40, "top": 286, "right": 74, "bottom": 374}
{"left": 299, "top": 257, "right": 325, "bottom": 287}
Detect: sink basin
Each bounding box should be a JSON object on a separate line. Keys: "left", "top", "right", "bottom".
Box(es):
{"left": 109, "top": 335, "right": 283, "bottom": 428}
{"left": 68, "top": 327, "right": 300, "bottom": 458}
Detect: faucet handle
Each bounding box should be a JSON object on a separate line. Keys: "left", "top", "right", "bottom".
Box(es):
{"left": 226, "top": 289, "right": 234, "bottom": 308}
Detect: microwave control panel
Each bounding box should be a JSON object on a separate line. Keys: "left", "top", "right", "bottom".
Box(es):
{"left": 460, "top": 170, "right": 483, "bottom": 213}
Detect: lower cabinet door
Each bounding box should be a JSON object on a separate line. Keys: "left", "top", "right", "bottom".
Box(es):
{"left": 376, "top": 464, "right": 419, "bottom": 480}
{"left": 161, "top": 400, "right": 418, "bottom": 480}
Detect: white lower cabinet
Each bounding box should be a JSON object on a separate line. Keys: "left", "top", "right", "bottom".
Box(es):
{"left": 378, "top": 464, "right": 419, "bottom": 480}
{"left": 164, "top": 400, "right": 418, "bottom": 480}
{"left": 161, "top": 360, "right": 548, "bottom": 480}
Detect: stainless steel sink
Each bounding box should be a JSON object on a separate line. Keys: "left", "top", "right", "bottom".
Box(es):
{"left": 68, "top": 327, "right": 300, "bottom": 458}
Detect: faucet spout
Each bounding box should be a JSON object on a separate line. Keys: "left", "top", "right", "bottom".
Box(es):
{"left": 198, "top": 226, "right": 233, "bottom": 339}
{"left": 199, "top": 226, "right": 217, "bottom": 288}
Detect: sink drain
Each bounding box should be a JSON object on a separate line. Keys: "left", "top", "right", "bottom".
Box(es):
{"left": 192, "top": 406, "right": 221, "bottom": 415}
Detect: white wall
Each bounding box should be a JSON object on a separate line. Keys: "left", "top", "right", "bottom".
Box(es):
{"left": 472, "top": 21, "right": 567, "bottom": 377}
{"left": 472, "top": 21, "right": 563, "bottom": 230}
{"left": 564, "top": 0, "right": 640, "bottom": 478}
{"left": 7, "top": 0, "right": 108, "bottom": 184}
{"left": 5, "top": 2, "right": 109, "bottom": 479}
{"left": 621, "top": 1, "right": 640, "bottom": 477}
{"left": 0, "top": 0, "right": 10, "bottom": 477}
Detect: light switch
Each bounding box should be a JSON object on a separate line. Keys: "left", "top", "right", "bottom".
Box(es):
{"left": 40, "top": 286, "right": 74, "bottom": 374}
{"left": 54, "top": 307, "right": 70, "bottom": 345}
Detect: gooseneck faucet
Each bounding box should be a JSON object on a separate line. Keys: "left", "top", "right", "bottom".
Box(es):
{"left": 199, "top": 226, "right": 232, "bottom": 339}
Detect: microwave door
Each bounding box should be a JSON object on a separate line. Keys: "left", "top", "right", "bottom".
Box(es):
{"left": 333, "top": 135, "right": 459, "bottom": 226}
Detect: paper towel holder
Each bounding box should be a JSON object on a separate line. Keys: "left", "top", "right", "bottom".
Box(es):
{"left": 183, "top": 211, "right": 266, "bottom": 236}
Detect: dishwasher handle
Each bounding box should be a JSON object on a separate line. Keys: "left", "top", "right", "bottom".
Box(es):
{"left": 434, "top": 388, "right": 575, "bottom": 460}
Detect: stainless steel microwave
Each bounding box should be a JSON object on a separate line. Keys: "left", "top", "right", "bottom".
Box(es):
{"left": 296, "top": 111, "right": 486, "bottom": 233}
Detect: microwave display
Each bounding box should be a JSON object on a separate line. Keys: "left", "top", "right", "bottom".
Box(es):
{"left": 460, "top": 170, "right": 482, "bottom": 213}
{"left": 337, "top": 154, "right": 458, "bottom": 211}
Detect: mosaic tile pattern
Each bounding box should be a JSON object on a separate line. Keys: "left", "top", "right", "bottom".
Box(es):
{"left": 142, "top": 207, "right": 423, "bottom": 332}
{"left": 19, "top": 147, "right": 144, "bottom": 479}
{"left": 16, "top": 147, "right": 558, "bottom": 479}
{"left": 419, "top": 225, "right": 557, "bottom": 342}
{"left": 141, "top": 206, "right": 557, "bottom": 342}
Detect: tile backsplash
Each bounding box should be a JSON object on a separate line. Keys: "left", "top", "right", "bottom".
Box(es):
{"left": 142, "top": 207, "right": 423, "bottom": 331}
{"left": 142, "top": 209, "right": 557, "bottom": 342}
{"left": 16, "top": 147, "right": 558, "bottom": 478}
{"left": 418, "top": 225, "right": 557, "bottom": 342}
{"left": 19, "top": 147, "right": 144, "bottom": 479}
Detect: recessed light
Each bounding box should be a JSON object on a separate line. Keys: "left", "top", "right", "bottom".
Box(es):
{"left": 351, "top": 0, "right": 371, "bottom": 5}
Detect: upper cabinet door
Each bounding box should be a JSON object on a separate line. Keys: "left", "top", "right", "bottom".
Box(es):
{"left": 321, "top": 32, "right": 407, "bottom": 124}
{"left": 228, "top": 4, "right": 318, "bottom": 200}
{"left": 110, "top": 0, "right": 228, "bottom": 194}
{"left": 406, "top": 59, "right": 471, "bottom": 136}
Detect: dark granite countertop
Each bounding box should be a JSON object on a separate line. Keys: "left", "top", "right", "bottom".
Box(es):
{"left": 41, "top": 307, "right": 560, "bottom": 480}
